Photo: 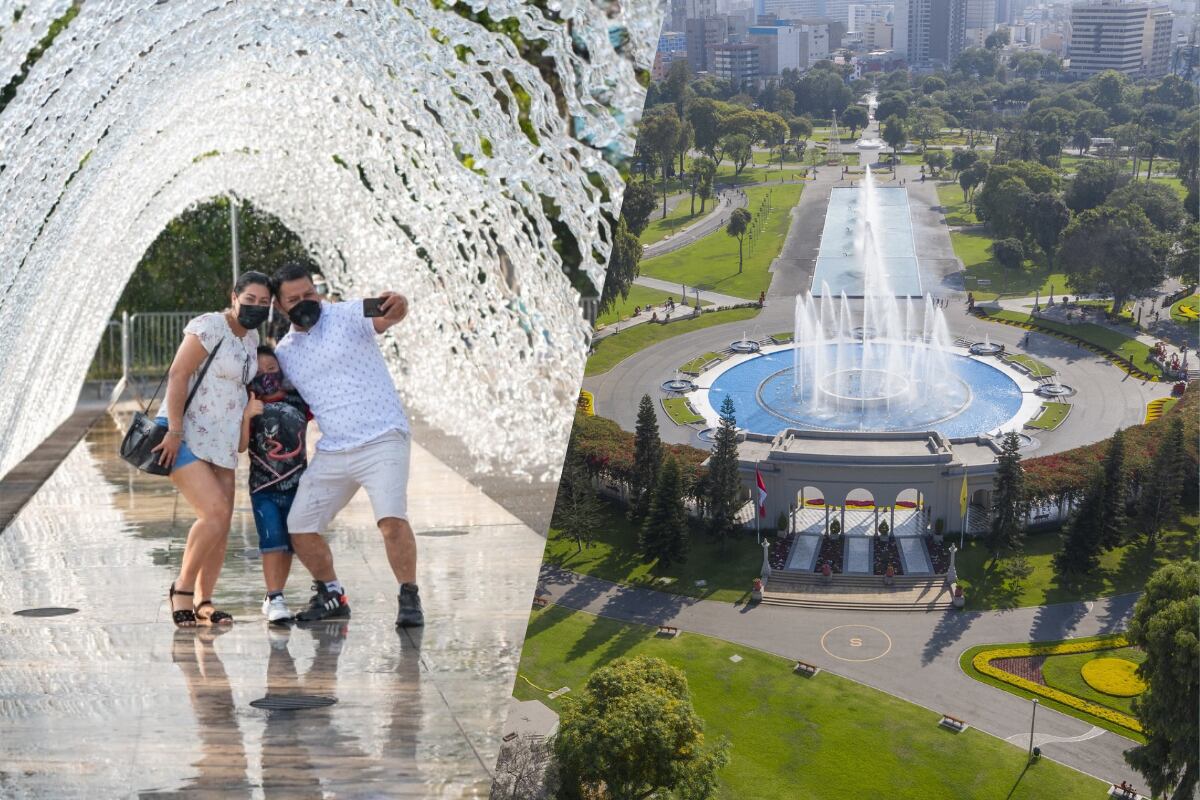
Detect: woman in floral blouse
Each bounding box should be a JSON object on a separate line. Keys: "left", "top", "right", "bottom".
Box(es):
{"left": 152, "top": 271, "right": 272, "bottom": 626}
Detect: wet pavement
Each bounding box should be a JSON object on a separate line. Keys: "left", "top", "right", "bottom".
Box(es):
{"left": 0, "top": 417, "right": 546, "bottom": 799}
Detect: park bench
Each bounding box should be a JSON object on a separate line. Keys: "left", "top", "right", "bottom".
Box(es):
{"left": 657, "top": 625, "right": 679, "bottom": 637}
{"left": 939, "top": 714, "right": 969, "bottom": 732}
{"left": 1109, "top": 783, "right": 1142, "bottom": 799}
{"left": 793, "top": 660, "right": 821, "bottom": 677}
{"left": 532, "top": 595, "right": 549, "bottom": 608}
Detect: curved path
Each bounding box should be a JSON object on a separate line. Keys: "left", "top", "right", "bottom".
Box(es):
{"left": 538, "top": 566, "right": 1142, "bottom": 788}
{"left": 642, "top": 188, "right": 748, "bottom": 259}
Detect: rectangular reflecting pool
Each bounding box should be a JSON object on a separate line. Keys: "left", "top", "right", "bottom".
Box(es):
{"left": 0, "top": 417, "right": 546, "bottom": 798}
{"left": 812, "top": 186, "right": 922, "bottom": 298}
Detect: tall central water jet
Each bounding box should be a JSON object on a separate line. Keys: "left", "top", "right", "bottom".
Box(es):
{"left": 791, "top": 167, "right": 957, "bottom": 428}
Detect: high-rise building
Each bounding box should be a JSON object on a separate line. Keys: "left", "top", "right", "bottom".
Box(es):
{"left": 652, "top": 31, "right": 690, "bottom": 79}
{"left": 964, "top": 0, "right": 997, "bottom": 46}
{"left": 749, "top": 25, "right": 807, "bottom": 73}
{"left": 848, "top": 3, "right": 894, "bottom": 32}
{"left": 1068, "top": 1, "right": 1173, "bottom": 77}
{"left": 895, "top": 0, "right": 966, "bottom": 64}
{"left": 685, "top": 15, "right": 749, "bottom": 72}
{"left": 713, "top": 42, "right": 762, "bottom": 84}
{"left": 758, "top": 0, "right": 830, "bottom": 19}
{"left": 866, "top": 19, "right": 896, "bottom": 46}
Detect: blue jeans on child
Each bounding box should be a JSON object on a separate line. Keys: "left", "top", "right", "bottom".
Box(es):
{"left": 251, "top": 490, "right": 296, "bottom": 553}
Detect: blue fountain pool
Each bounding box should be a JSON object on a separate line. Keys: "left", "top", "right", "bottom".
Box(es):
{"left": 706, "top": 343, "right": 1026, "bottom": 438}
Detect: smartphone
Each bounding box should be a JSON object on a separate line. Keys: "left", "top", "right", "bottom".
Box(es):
{"left": 363, "top": 297, "right": 386, "bottom": 317}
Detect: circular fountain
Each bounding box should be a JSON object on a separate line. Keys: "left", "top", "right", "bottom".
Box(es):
{"left": 662, "top": 376, "right": 698, "bottom": 393}
{"left": 1036, "top": 382, "right": 1075, "bottom": 398}
{"left": 692, "top": 167, "right": 1037, "bottom": 439}
{"left": 729, "top": 331, "right": 761, "bottom": 353}
{"left": 969, "top": 338, "right": 1004, "bottom": 356}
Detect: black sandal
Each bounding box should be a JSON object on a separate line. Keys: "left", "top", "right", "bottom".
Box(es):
{"left": 169, "top": 583, "right": 197, "bottom": 628}
{"left": 194, "top": 600, "right": 234, "bottom": 626}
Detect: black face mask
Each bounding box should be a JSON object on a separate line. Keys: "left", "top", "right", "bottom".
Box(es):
{"left": 237, "top": 303, "right": 270, "bottom": 329}
{"left": 287, "top": 299, "right": 323, "bottom": 328}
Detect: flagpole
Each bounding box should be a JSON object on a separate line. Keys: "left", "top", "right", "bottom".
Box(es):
{"left": 959, "top": 467, "right": 968, "bottom": 550}
{"left": 756, "top": 461, "right": 761, "bottom": 545}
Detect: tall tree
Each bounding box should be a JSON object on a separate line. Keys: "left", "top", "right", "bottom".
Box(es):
{"left": 987, "top": 431, "right": 1027, "bottom": 558}
{"left": 640, "top": 106, "right": 684, "bottom": 218}
{"left": 1064, "top": 160, "right": 1126, "bottom": 212}
{"left": 722, "top": 133, "right": 753, "bottom": 175}
{"left": 1124, "top": 561, "right": 1199, "bottom": 800}
{"left": 620, "top": 180, "right": 658, "bottom": 237}
{"left": 597, "top": 216, "right": 643, "bottom": 316}
{"left": 1058, "top": 205, "right": 1163, "bottom": 315}
{"left": 640, "top": 456, "right": 689, "bottom": 568}
{"left": 687, "top": 97, "right": 727, "bottom": 161}
{"left": 882, "top": 115, "right": 907, "bottom": 167}
{"left": 1106, "top": 181, "right": 1187, "bottom": 233}
{"left": 991, "top": 238, "right": 1025, "bottom": 271}
{"left": 631, "top": 394, "right": 663, "bottom": 521}
{"left": 1097, "top": 427, "right": 1128, "bottom": 550}
{"left": 554, "top": 656, "right": 730, "bottom": 800}
{"left": 554, "top": 446, "right": 601, "bottom": 553}
{"left": 693, "top": 156, "right": 718, "bottom": 213}
{"left": 726, "top": 207, "right": 752, "bottom": 274}
{"left": 1137, "top": 416, "right": 1186, "bottom": 545}
{"left": 1055, "top": 478, "right": 1105, "bottom": 574}
{"left": 706, "top": 396, "right": 743, "bottom": 551}
{"left": 841, "top": 105, "right": 869, "bottom": 139}
{"left": 1031, "top": 192, "right": 1071, "bottom": 268}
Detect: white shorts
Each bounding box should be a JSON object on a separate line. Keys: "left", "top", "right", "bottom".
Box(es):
{"left": 287, "top": 430, "right": 411, "bottom": 533}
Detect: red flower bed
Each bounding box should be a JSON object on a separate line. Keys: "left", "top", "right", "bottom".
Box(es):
{"left": 815, "top": 536, "right": 844, "bottom": 573}
{"left": 769, "top": 533, "right": 794, "bottom": 570}
{"left": 873, "top": 537, "right": 904, "bottom": 576}
{"left": 991, "top": 655, "right": 1047, "bottom": 685}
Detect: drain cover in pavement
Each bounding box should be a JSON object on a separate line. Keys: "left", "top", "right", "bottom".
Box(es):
{"left": 250, "top": 694, "right": 338, "bottom": 711}
{"left": 416, "top": 529, "right": 469, "bottom": 537}
{"left": 14, "top": 607, "right": 78, "bottom": 617}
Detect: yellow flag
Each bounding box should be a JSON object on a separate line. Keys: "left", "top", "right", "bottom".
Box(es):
{"left": 959, "top": 472, "right": 969, "bottom": 519}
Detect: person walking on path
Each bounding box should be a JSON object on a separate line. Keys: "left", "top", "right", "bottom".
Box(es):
{"left": 270, "top": 262, "right": 424, "bottom": 628}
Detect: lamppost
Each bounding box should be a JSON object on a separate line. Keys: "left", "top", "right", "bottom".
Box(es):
{"left": 228, "top": 193, "right": 240, "bottom": 286}
{"left": 1027, "top": 699, "right": 1039, "bottom": 761}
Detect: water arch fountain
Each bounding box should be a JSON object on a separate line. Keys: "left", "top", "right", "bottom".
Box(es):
{"left": 0, "top": 1, "right": 661, "bottom": 479}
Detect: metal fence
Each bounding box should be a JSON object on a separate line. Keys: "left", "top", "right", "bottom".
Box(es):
{"left": 84, "top": 312, "right": 202, "bottom": 397}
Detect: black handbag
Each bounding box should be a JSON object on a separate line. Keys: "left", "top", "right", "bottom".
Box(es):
{"left": 119, "top": 340, "right": 223, "bottom": 475}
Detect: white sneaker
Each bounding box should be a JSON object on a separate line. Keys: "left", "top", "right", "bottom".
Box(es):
{"left": 262, "top": 595, "right": 293, "bottom": 623}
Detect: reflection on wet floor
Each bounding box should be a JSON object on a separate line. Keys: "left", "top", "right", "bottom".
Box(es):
{"left": 0, "top": 418, "right": 545, "bottom": 798}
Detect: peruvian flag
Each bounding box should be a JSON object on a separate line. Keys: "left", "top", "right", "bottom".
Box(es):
{"left": 756, "top": 469, "right": 768, "bottom": 518}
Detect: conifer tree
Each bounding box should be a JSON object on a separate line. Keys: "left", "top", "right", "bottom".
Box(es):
{"left": 987, "top": 431, "right": 1027, "bottom": 558}
{"left": 1138, "top": 417, "right": 1185, "bottom": 545}
{"left": 706, "top": 396, "right": 743, "bottom": 551}
{"left": 640, "top": 456, "right": 689, "bottom": 568}
{"left": 631, "top": 394, "right": 664, "bottom": 521}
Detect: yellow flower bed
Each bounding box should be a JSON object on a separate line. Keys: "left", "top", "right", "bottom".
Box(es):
{"left": 972, "top": 637, "right": 1143, "bottom": 733}
{"left": 1081, "top": 658, "right": 1146, "bottom": 698}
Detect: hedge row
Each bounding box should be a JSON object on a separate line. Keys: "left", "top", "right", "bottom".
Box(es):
{"left": 973, "top": 637, "right": 1142, "bottom": 733}
{"left": 1022, "top": 382, "right": 1198, "bottom": 502}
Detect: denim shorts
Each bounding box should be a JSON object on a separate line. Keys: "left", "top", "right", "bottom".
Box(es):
{"left": 251, "top": 490, "right": 296, "bottom": 554}
{"left": 153, "top": 416, "right": 200, "bottom": 471}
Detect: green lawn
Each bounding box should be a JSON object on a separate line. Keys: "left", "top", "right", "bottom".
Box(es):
{"left": 662, "top": 396, "right": 704, "bottom": 425}
{"left": 956, "top": 517, "right": 1197, "bottom": 610}
{"left": 952, "top": 230, "right": 1066, "bottom": 300}
{"left": 1003, "top": 353, "right": 1055, "bottom": 378}
{"left": 936, "top": 181, "right": 979, "bottom": 226}
{"left": 959, "top": 635, "right": 1145, "bottom": 742}
{"left": 1042, "top": 646, "right": 1146, "bottom": 718}
{"left": 1150, "top": 175, "right": 1188, "bottom": 199}
{"left": 982, "top": 309, "right": 1161, "bottom": 377}
{"left": 1170, "top": 294, "right": 1199, "bottom": 326}
{"left": 680, "top": 351, "right": 723, "bottom": 374}
{"left": 639, "top": 183, "right": 803, "bottom": 300}
{"left": 1027, "top": 402, "right": 1070, "bottom": 431}
{"left": 585, "top": 306, "right": 760, "bottom": 377}
{"left": 544, "top": 501, "right": 761, "bottom": 603}
{"left": 596, "top": 285, "right": 690, "bottom": 327}
{"left": 517, "top": 607, "right": 1109, "bottom": 800}
{"left": 641, "top": 196, "right": 704, "bottom": 246}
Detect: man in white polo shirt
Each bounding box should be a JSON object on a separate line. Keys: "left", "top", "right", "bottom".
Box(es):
{"left": 270, "top": 262, "right": 423, "bottom": 627}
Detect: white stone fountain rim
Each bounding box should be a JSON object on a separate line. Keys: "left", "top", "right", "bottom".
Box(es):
{"left": 689, "top": 340, "right": 1044, "bottom": 436}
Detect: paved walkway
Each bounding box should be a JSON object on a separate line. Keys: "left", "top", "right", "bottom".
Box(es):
{"left": 642, "top": 189, "right": 747, "bottom": 259}
{"left": 0, "top": 417, "right": 547, "bottom": 797}
{"left": 631, "top": 275, "right": 746, "bottom": 307}
{"left": 538, "top": 567, "right": 1142, "bottom": 788}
